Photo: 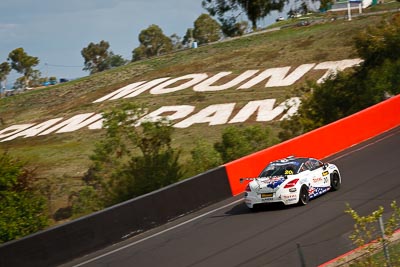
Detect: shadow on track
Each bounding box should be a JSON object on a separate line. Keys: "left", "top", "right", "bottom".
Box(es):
{"left": 212, "top": 201, "right": 297, "bottom": 218}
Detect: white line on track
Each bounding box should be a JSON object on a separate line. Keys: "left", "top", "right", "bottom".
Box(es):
{"left": 73, "top": 198, "right": 244, "bottom": 266}
{"left": 328, "top": 129, "right": 398, "bottom": 162}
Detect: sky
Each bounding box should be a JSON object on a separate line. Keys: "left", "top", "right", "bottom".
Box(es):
{"left": 0, "top": 0, "right": 290, "bottom": 88}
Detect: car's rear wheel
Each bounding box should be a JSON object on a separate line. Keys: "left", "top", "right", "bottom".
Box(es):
{"left": 298, "top": 186, "right": 309, "bottom": 206}
{"left": 330, "top": 172, "right": 341, "bottom": 191}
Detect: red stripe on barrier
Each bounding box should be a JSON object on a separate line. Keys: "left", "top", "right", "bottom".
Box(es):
{"left": 225, "top": 94, "right": 400, "bottom": 196}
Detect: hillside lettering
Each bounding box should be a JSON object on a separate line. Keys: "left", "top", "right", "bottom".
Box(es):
{"left": 0, "top": 59, "right": 362, "bottom": 142}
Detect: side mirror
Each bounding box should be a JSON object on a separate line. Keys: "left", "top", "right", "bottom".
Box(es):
{"left": 323, "top": 163, "right": 328, "bottom": 170}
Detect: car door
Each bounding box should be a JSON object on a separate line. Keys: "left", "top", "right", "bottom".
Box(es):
{"left": 320, "top": 161, "right": 331, "bottom": 187}
{"left": 307, "top": 159, "right": 325, "bottom": 189}
{"left": 298, "top": 160, "right": 312, "bottom": 187}
{"left": 311, "top": 159, "right": 330, "bottom": 187}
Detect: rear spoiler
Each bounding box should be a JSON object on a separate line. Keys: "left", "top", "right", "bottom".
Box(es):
{"left": 239, "top": 177, "right": 257, "bottom": 183}
{"left": 240, "top": 175, "right": 289, "bottom": 184}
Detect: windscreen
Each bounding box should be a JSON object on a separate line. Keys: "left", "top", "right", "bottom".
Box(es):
{"left": 259, "top": 161, "right": 301, "bottom": 177}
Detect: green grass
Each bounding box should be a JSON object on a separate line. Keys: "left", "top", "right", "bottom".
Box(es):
{"left": 368, "top": 0, "right": 400, "bottom": 12}
{"left": 0, "top": 9, "right": 398, "bottom": 217}
{"left": 349, "top": 239, "right": 400, "bottom": 266}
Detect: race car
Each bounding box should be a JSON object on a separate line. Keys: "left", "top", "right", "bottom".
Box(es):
{"left": 242, "top": 156, "right": 341, "bottom": 209}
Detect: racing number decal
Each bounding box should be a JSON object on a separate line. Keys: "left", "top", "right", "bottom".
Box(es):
{"left": 285, "top": 170, "right": 294, "bottom": 175}
{"left": 322, "top": 171, "right": 329, "bottom": 184}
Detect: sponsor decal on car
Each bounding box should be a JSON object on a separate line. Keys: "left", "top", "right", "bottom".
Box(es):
{"left": 308, "top": 186, "right": 330, "bottom": 198}
{"left": 313, "top": 177, "right": 323, "bottom": 183}
{"left": 264, "top": 176, "right": 286, "bottom": 189}
{"left": 282, "top": 194, "right": 298, "bottom": 203}
{"left": 283, "top": 194, "right": 297, "bottom": 199}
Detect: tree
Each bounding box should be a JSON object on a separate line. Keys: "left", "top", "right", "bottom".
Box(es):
{"left": 279, "top": 14, "right": 400, "bottom": 138}
{"left": 0, "top": 62, "right": 11, "bottom": 92}
{"left": 278, "top": 113, "right": 304, "bottom": 141}
{"left": 13, "top": 77, "right": 25, "bottom": 90}
{"left": 7, "top": 48, "right": 39, "bottom": 88}
{"left": 132, "top": 25, "right": 173, "bottom": 61}
{"left": 132, "top": 46, "right": 146, "bottom": 62}
{"left": 188, "top": 139, "right": 223, "bottom": 176}
{"left": 289, "top": 0, "right": 326, "bottom": 15}
{"left": 70, "top": 186, "right": 102, "bottom": 218}
{"left": 76, "top": 103, "right": 183, "bottom": 209}
{"left": 220, "top": 17, "right": 248, "bottom": 37}
{"left": 81, "top": 41, "right": 125, "bottom": 74}
{"left": 202, "top": 0, "right": 287, "bottom": 31}
{"left": 193, "top": 14, "right": 221, "bottom": 45}
{"left": 28, "top": 69, "right": 42, "bottom": 87}
{"left": 170, "top": 33, "right": 184, "bottom": 50}
{"left": 0, "top": 151, "right": 48, "bottom": 243}
{"left": 215, "top": 125, "right": 277, "bottom": 163}
{"left": 355, "top": 14, "right": 400, "bottom": 68}
{"left": 112, "top": 147, "right": 182, "bottom": 202}
{"left": 318, "top": 0, "right": 334, "bottom": 12}
{"left": 182, "top": 28, "right": 194, "bottom": 47}
{"left": 104, "top": 52, "right": 128, "bottom": 69}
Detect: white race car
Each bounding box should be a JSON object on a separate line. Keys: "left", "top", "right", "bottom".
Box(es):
{"left": 242, "top": 156, "right": 341, "bottom": 209}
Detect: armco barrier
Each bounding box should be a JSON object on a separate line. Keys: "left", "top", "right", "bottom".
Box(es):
{"left": 0, "top": 166, "right": 232, "bottom": 267}
{"left": 225, "top": 94, "right": 400, "bottom": 196}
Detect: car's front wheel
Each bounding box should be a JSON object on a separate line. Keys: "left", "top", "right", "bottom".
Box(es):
{"left": 330, "top": 172, "right": 341, "bottom": 191}
{"left": 298, "top": 186, "right": 309, "bottom": 206}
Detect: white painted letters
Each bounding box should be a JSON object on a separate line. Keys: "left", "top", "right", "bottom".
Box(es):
{"left": 0, "top": 59, "right": 362, "bottom": 142}
{"left": 238, "top": 64, "right": 315, "bottom": 89}
{"left": 93, "top": 78, "right": 170, "bottom": 103}
{"left": 139, "top": 105, "right": 195, "bottom": 123}
{"left": 193, "top": 70, "right": 259, "bottom": 92}
{"left": 315, "top": 59, "right": 363, "bottom": 83}
{"left": 39, "top": 113, "right": 102, "bottom": 135}
{"left": 174, "top": 103, "right": 236, "bottom": 128}
{"left": 0, "top": 124, "right": 35, "bottom": 141}
{"left": 2, "top": 118, "right": 63, "bottom": 141}
{"left": 150, "top": 74, "right": 208, "bottom": 94}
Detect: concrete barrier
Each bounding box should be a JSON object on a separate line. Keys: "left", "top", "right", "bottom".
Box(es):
{"left": 225, "top": 94, "right": 400, "bottom": 195}
{"left": 0, "top": 166, "right": 232, "bottom": 267}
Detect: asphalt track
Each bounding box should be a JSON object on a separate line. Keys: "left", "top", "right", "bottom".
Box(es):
{"left": 62, "top": 126, "right": 400, "bottom": 267}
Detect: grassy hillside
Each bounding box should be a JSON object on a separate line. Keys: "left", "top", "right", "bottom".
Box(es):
{"left": 0, "top": 6, "right": 398, "bottom": 217}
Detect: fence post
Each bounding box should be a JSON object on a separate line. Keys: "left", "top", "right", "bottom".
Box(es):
{"left": 378, "top": 216, "right": 392, "bottom": 267}
{"left": 347, "top": 1, "right": 352, "bottom": 21}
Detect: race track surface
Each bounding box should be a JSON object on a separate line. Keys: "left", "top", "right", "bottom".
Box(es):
{"left": 62, "top": 126, "right": 400, "bottom": 267}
